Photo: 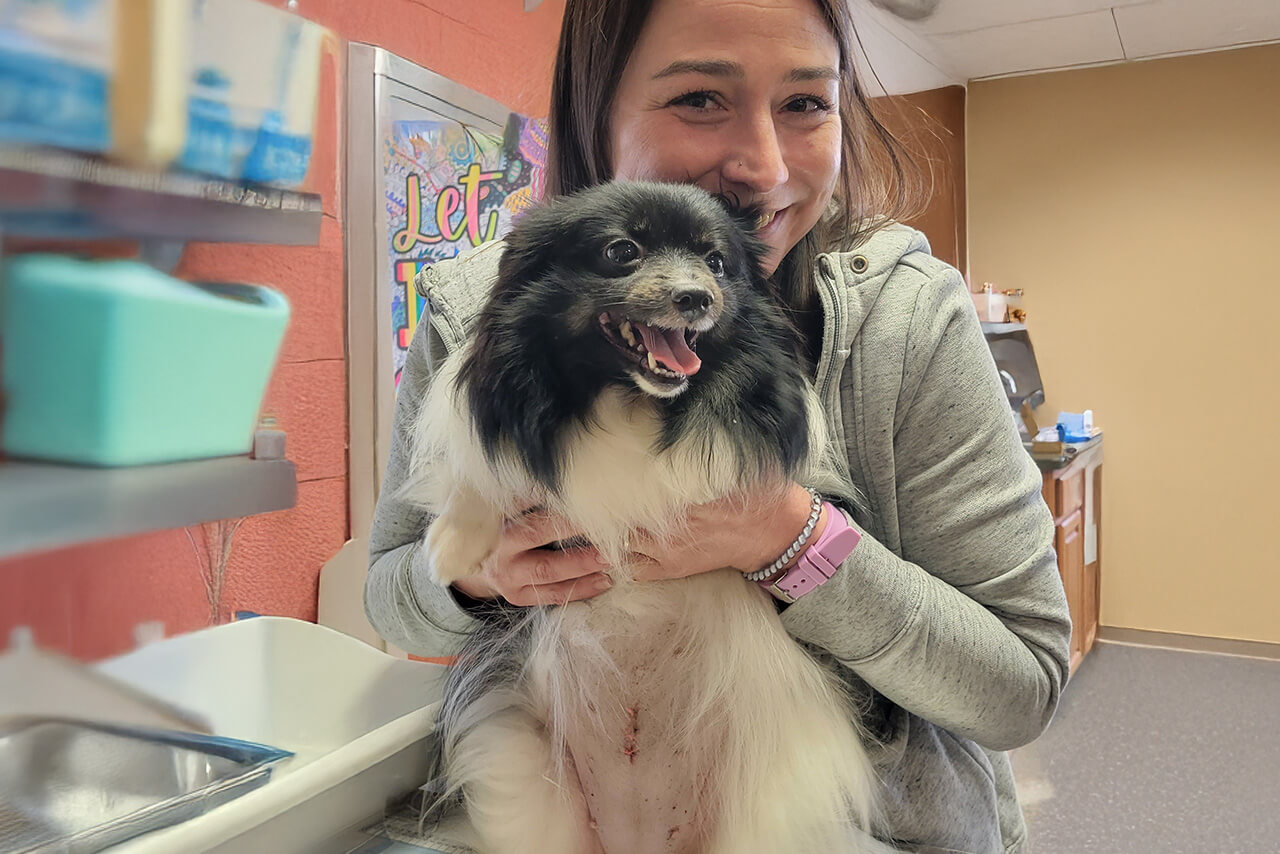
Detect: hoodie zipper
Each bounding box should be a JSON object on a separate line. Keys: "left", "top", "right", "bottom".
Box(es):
{"left": 813, "top": 252, "right": 874, "bottom": 522}
{"left": 814, "top": 254, "right": 845, "bottom": 428}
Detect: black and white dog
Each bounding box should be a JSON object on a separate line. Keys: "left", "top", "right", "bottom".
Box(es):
{"left": 410, "top": 182, "right": 883, "bottom": 854}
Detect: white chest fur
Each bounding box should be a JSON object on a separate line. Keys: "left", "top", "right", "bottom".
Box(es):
{"left": 412, "top": 351, "right": 776, "bottom": 575}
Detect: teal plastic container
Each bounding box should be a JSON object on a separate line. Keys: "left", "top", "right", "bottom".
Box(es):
{"left": 1, "top": 256, "right": 289, "bottom": 466}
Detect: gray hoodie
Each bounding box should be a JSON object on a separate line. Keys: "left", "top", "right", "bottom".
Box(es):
{"left": 365, "top": 223, "right": 1072, "bottom": 854}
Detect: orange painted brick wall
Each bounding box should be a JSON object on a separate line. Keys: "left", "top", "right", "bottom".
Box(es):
{"left": 0, "top": 0, "right": 567, "bottom": 661}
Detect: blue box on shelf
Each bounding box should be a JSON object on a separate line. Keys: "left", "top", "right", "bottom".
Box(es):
{"left": 1056, "top": 410, "right": 1095, "bottom": 444}
{"left": 1, "top": 255, "right": 289, "bottom": 467}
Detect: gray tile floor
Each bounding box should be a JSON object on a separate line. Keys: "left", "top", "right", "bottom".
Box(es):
{"left": 1011, "top": 641, "right": 1280, "bottom": 853}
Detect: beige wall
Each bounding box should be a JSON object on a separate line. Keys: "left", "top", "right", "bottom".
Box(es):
{"left": 967, "top": 45, "right": 1280, "bottom": 645}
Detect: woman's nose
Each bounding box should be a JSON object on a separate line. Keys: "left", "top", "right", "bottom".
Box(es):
{"left": 721, "top": 113, "right": 789, "bottom": 195}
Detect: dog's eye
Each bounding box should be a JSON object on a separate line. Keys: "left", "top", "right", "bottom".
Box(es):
{"left": 706, "top": 251, "right": 726, "bottom": 277}
{"left": 605, "top": 239, "right": 641, "bottom": 266}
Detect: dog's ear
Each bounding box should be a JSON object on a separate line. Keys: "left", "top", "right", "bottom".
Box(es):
{"left": 719, "top": 216, "right": 772, "bottom": 295}
{"left": 708, "top": 191, "right": 762, "bottom": 236}
{"left": 492, "top": 202, "right": 564, "bottom": 296}
{"left": 703, "top": 193, "right": 772, "bottom": 285}
{"left": 457, "top": 199, "right": 573, "bottom": 490}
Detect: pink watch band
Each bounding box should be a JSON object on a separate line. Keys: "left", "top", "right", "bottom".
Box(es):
{"left": 761, "top": 502, "right": 860, "bottom": 603}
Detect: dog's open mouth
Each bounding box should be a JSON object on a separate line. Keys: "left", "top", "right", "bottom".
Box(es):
{"left": 598, "top": 312, "right": 701, "bottom": 388}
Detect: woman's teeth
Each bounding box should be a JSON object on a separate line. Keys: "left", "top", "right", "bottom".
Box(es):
{"left": 756, "top": 211, "right": 776, "bottom": 230}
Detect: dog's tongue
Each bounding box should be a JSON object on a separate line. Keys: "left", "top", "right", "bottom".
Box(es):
{"left": 635, "top": 322, "right": 701, "bottom": 376}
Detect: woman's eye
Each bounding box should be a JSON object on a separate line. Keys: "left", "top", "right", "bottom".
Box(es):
{"left": 706, "top": 252, "right": 725, "bottom": 277}
{"left": 605, "top": 239, "right": 642, "bottom": 265}
{"left": 669, "top": 90, "right": 720, "bottom": 111}
{"left": 784, "top": 96, "right": 833, "bottom": 114}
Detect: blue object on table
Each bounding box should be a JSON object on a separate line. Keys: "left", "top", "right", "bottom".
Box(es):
{"left": 0, "top": 255, "right": 289, "bottom": 466}
{"left": 1057, "top": 411, "right": 1092, "bottom": 444}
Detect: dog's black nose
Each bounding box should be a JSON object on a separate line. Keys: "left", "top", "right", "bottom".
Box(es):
{"left": 672, "top": 286, "right": 714, "bottom": 320}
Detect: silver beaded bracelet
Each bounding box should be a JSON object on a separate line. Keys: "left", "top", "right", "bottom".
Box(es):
{"left": 743, "top": 487, "right": 822, "bottom": 582}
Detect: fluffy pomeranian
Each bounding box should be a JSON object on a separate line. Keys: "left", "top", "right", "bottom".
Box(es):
{"left": 409, "top": 182, "right": 886, "bottom": 854}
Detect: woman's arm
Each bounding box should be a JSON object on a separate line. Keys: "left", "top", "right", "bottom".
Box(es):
{"left": 365, "top": 318, "right": 481, "bottom": 658}
{"left": 780, "top": 271, "right": 1072, "bottom": 752}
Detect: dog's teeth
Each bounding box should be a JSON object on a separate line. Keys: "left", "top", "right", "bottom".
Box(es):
{"left": 647, "top": 352, "right": 658, "bottom": 372}
{"left": 620, "top": 320, "right": 636, "bottom": 347}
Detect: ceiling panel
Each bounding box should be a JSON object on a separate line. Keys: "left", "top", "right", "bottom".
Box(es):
{"left": 846, "top": 0, "right": 1277, "bottom": 92}
{"left": 872, "top": 0, "right": 1151, "bottom": 36}
{"left": 850, "top": 2, "right": 962, "bottom": 94}
{"left": 1113, "top": 0, "right": 1280, "bottom": 58}
{"left": 932, "top": 11, "right": 1126, "bottom": 79}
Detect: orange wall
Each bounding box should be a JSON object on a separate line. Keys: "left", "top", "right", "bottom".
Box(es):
{"left": 0, "top": 0, "right": 568, "bottom": 661}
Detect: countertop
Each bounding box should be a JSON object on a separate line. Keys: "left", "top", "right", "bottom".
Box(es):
{"left": 1029, "top": 434, "right": 1104, "bottom": 474}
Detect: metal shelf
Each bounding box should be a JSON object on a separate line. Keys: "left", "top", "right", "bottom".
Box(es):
{"left": 0, "top": 147, "right": 322, "bottom": 245}
{"left": 0, "top": 456, "right": 297, "bottom": 560}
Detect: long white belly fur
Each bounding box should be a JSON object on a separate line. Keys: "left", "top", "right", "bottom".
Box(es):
{"left": 410, "top": 353, "right": 884, "bottom": 853}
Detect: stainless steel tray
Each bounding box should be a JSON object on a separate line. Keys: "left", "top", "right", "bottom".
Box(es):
{"left": 0, "top": 719, "right": 290, "bottom": 854}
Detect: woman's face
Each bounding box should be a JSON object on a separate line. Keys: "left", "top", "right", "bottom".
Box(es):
{"left": 610, "top": 0, "right": 843, "bottom": 275}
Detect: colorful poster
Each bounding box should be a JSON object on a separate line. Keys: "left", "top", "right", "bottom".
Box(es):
{"left": 383, "top": 114, "right": 549, "bottom": 385}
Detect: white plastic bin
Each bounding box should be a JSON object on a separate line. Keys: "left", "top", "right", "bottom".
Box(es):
{"left": 96, "top": 617, "right": 446, "bottom": 853}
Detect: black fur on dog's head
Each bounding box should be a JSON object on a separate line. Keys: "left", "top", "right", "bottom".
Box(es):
{"left": 458, "top": 181, "right": 812, "bottom": 491}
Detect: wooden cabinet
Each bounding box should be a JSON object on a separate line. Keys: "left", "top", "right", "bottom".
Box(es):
{"left": 1057, "top": 508, "right": 1085, "bottom": 665}
{"left": 1042, "top": 440, "right": 1103, "bottom": 674}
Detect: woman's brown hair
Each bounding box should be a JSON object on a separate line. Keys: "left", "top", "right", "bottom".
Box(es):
{"left": 545, "top": 0, "right": 925, "bottom": 311}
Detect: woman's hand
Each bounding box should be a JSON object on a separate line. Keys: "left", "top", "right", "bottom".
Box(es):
{"left": 630, "top": 482, "right": 826, "bottom": 582}
{"left": 450, "top": 509, "right": 614, "bottom": 606}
